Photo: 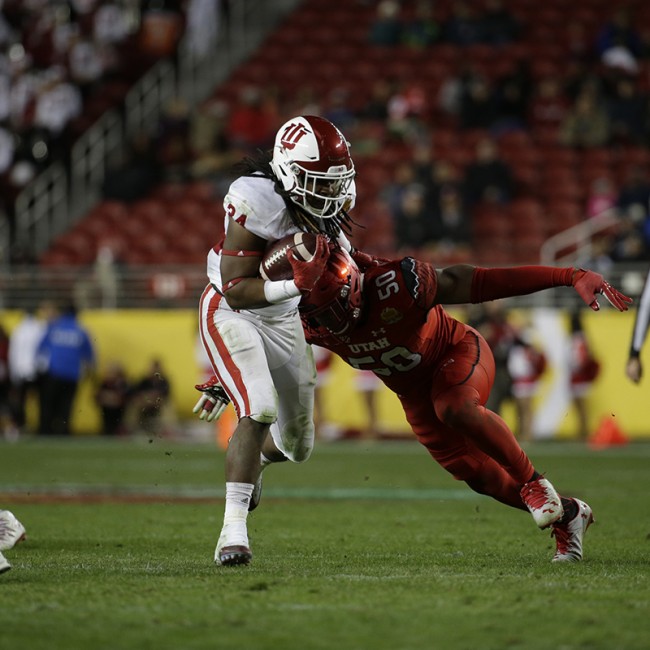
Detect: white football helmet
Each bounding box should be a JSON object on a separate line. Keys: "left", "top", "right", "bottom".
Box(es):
{"left": 270, "top": 115, "right": 355, "bottom": 219}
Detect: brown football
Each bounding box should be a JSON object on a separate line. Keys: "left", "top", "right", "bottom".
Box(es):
{"left": 259, "top": 232, "right": 319, "bottom": 281}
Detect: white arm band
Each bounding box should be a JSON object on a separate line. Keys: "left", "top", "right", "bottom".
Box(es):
{"left": 263, "top": 279, "right": 301, "bottom": 304}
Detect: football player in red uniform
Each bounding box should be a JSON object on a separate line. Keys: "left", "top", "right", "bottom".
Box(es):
{"left": 295, "top": 246, "right": 631, "bottom": 562}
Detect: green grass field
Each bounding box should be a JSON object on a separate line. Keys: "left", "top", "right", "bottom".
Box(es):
{"left": 1, "top": 437, "right": 648, "bottom": 650}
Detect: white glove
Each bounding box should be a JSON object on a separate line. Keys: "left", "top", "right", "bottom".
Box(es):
{"left": 193, "top": 375, "right": 230, "bottom": 422}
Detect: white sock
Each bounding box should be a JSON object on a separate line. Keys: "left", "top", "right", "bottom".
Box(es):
{"left": 224, "top": 482, "right": 254, "bottom": 522}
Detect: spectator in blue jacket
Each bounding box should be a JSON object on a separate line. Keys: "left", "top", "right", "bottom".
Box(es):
{"left": 36, "top": 302, "right": 95, "bottom": 435}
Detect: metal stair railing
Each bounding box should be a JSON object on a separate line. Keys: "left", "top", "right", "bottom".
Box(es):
{"left": 13, "top": 163, "right": 68, "bottom": 257}
{"left": 70, "top": 110, "right": 125, "bottom": 221}
{"left": 540, "top": 211, "right": 620, "bottom": 267}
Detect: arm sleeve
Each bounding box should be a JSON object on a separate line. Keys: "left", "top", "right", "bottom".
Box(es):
{"left": 470, "top": 266, "right": 574, "bottom": 303}
{"left": 629, "top": 268, "right": 650, "bottom": 358}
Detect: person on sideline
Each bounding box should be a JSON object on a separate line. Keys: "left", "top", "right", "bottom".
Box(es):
{"left": 626, "top": 266, "right": 650, "bottom": 383}
{"left": 36, "top": 301, "right": 95, "bottom": 435}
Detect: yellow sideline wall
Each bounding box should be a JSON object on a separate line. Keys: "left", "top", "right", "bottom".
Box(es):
{"left": 1, "top": 308, "right": 648, "bottom": 439}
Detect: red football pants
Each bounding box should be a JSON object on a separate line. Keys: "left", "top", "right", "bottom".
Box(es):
{"left": 400, "top": 328, "right": 534, "bottom": 511}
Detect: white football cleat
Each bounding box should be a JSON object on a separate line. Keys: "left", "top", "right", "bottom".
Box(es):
{"left": 551, "top": 498, "right": 594, "bottom": 563}
{"left": 214, "top": 520, "right": 252, "bottom": 566}
{"left": 0, "top": 551, "right": 10, "bottom": 574}
{"left": 0, "top": 510, "right": 26, "bottom": 551}
{"left": 520, "top": 476, "right": 564, "bottom": 529}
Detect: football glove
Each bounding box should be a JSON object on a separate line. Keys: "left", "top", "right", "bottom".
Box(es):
{"left": 193, "top": 375, "right": 230, "bottom": 422}
{"left": 287, "top": 234, "right": 329, "bottom": 294}
{"left": 572, "top": 269, "right": 632, "bottom": 312}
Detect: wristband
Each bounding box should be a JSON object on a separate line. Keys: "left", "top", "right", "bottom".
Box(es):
{"left": 263, "top": 279, "right": 301, "bottom": 304}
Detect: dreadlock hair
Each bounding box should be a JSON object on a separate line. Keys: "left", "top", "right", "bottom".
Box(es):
{"left": 231, "top": 150, "right": 358, "bottom": 239}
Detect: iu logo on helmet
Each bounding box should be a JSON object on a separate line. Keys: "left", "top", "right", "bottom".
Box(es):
{"left": 280, "top": 122, "right": 309, "bottom": 150}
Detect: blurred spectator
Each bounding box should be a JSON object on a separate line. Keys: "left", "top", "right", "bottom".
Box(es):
{"left": 481, "top": 0, "right": 519, "bottom": 45}
{"left": 386, "top": 80, "right": 428, "bottom": 142}
{"left": 127, "top": 358, "right": 175, "bottom": 437}
{"left": 184, "top": 0, "right": 220, "bottom": 59}
{"left": 75, "top": 239, "right": 123, "bottom": 309}
{"left": 468, "top": 301, "right": 516, "bottom": 416}
{"left": 95, "top": 361, "right": 131, "bottom": 435}
{"left": 368, "top": 0, "right": 402, "bottom": 46}
{"left": 67, "top": 33, "right": 104, "bottom": 99}
{"left": 323, "top": 86, "right": 356, "bottom": 134}
{"left": 401, "top": 1, "right": 439, "bottom": 48}
{"left": 36, "top": 301, "right": 95, "bottom": 435}
{"left": 493, "top": 60, "right": 532, "bottom": 133}
{"left": 507, "top": 327, "right": 547, "bottom": 443}
{"left": 154, "top": 96, "right": 192, "bottom": 180}
{"left": 381, "top": 160, "right": 420, "bottom": 216}
{"left": 601, "top": 43, "right": 640, "bottom": 76}
{"left": 392, "top": 182, "right": 432, "bottom": 253}
{"left": 7, "top": 302, "right": 53, "bottom": 436}
{"left": 437, "top": 62, "right": 482, "bottom": 121}
{"left": 609, "top": 207, "right": 648, "bottom": 263}
{"left": 617, "top": 165, "right": 650, "bottom": 217}
{"left": 559, "top": 91, "right": 610, "bottom": 148}
{"left": 595, "top": 8, "right": 641, "bottom": 58}
{"left": 102, "top": 130, "right": 161, "bottom": 202}
{"left": 528, "top": 76, "right": 570, "bottom": 131}
{"left": 32, "top": 66, "right": 83, "bottom": 156}
{"left": 576, "top": 234, "right": 615, "bottom": 274}
{"left": 462, "top": 137, "right": 513, "bottom": 205}
{"left": 443, "top": 0, "right": 483, "bottom": 46}
{"left": 138, "top": 0, "right": 184, "bottom": 59}
{"left": 226, "top": 85, "right": 279, "bottom": 154}
{"left": 586, "top": 177, "right": 617, "bottom": 219}
{"left": 360, "top": 79, "right": 392, "bottom": 122}
{"left": 564, "top": 21, "right": 595, "bottom": 66}
{"left": 428, "top": 185, "right": 472, "bottom": 261}
{"left": 606, "top": 78, "right": 648, "bottom": 146}
{"left": 459, "top": 75, "right": 499, "bottom": 129}
{"left": 189, "top": 98, "right": 232, "bottom": 188}
{"left": 567, "top": 310, "right": 600, "bottom": 441}
{"left": 93, "top": 2, "right": 131, "bottom": 47}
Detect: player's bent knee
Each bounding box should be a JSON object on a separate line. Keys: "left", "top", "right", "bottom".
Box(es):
{"left": 249, "top": 405, "right": 279, "bottom": 425}
{"left": 276, "top": 417, "right": 314, "bottom": 463}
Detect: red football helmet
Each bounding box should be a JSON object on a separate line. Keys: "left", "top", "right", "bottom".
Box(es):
{"left": 270, "top": 115, "right": 356, "bottom": 219}
{"left": 300, "top": 246, "right": 363, "bottom": 336}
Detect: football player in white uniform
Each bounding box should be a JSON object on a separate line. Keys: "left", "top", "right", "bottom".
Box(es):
{"left": 197, "top": 115, "right": 356, "bottom": 566}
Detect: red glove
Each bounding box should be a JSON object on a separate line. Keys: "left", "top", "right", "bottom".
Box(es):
{"left": 288, "top": 234, "right": 329, "bottom": 294}
{"left": 572, "top": 269, "right": 633, "bottom": 312}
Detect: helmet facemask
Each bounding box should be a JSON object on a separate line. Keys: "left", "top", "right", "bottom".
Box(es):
{"left": 291, "top": 164, "right": 355, "bottom": 219}
{"left": 271, "top": 115, "right": 355, "bottom": 221}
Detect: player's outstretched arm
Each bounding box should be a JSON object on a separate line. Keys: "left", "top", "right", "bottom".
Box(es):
{"left": 434, "top": 264, "right": 632, "bottom": 312}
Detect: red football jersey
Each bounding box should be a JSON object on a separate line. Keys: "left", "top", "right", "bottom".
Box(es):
{"left": 303, "top": 258, "right": 468, "bottom": 394}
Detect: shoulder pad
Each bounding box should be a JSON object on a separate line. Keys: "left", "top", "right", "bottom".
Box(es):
{"left": 399, "top": 257, "right": 421, "bottom": 299}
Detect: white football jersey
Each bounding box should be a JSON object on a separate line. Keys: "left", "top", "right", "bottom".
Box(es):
{"left": 207, "top": 174, "right": 354, "bottom": 317}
